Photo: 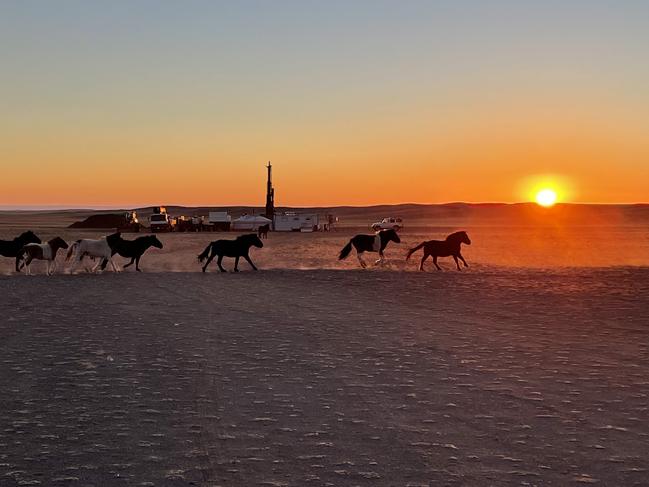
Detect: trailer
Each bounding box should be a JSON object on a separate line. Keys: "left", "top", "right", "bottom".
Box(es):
{"left": 274, "top": 212, "right": 319, "bottom": 232}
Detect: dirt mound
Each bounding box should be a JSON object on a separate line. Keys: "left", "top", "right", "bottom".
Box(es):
{"left": 69, "top": 213, "right": 130, "bottom": 229}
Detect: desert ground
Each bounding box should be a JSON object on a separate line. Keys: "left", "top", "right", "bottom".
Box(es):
{"left": 1, "top": 208, "right": 649, "bottom": 486}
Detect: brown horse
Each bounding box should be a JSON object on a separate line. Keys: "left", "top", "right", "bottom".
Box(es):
{"left": 16, "top": 237, "right": 69, "bottom": 275}
{"left": 406, "top": 231, "right": 471, "bottom": 271}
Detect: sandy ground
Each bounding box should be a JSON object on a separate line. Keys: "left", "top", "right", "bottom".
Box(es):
{"left": 1, "top": 268, "right": 648, "bottom": 486}
{"left": 2, "top": 211, "right": 649, "bottom": 485}
{"left": 2, "top": 222, "right": 649, "bottom": 276}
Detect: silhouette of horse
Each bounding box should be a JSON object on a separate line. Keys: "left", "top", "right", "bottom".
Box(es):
{"left": 0, "top": 231, "right": 41, "bottom": 258}
{"left": 198, "top": 233, "right": 264, "bottom": 272}
{"left": 338, "top": 229, "right": 401, "bottom": 268}
{"left": 406, "top": 231, "right": 471, "bottom": 271}
{"left": 258, "top": 223, "right": 270, "bottom": 239}
{"left": 101, "top": 234, "right": 163, "bottom": 272}
{"left": 16, "top": 237, "right": 68, "bottom": 275}
{"left": 67, "top": 232, "right": 122, "bottom": 273}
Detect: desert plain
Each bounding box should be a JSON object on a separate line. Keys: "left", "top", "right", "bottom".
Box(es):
{"left": 1, "top": 205, "right": 648, "bottom": 486}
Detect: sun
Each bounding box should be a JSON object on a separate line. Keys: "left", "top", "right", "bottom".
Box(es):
{"left": 535, "top": 188, "right": 557, "bottom": 207}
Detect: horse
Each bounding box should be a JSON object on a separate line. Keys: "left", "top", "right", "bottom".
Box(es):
{"left": 66, "top": 232, "right": 122, "bottom": 273}
{"left": 258, "top": 223, "right": 270, "bottom": 239}
{"left": 406, "top": 231, "right": 471, "bottom": 271}
{"left": 0, "top": 231, "right": 41, "bottom": 258}
{"left": 15, "top": 237, "right": 69, "bottom": 275}
{"left": 101, "top": 234, "right": 163, "bottom": 272}
{"left": 338, "top": 228, "right": 401, "bottom": 268}
{"left": 198, "top": 233, "right": 263, "bottom": 272}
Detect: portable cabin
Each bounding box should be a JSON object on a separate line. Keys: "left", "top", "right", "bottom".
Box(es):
{"left": 207, "top": 211, "right": 232, "bottom": 231}
{"left": 273, "top": 212, "right": 319, "bottom": 232}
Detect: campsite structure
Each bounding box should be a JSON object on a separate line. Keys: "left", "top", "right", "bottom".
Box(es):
{"left": 232, "top": 214, "right": 272, "bottom": 231}
{"left": 274, "top": 212, "right": 319, "bottom": 232}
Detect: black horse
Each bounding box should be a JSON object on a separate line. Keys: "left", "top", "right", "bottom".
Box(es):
{"left": 338, "top": 228, "right": 401, "bottom": 268}
{"left": 258, "top": 223, "right": 270, "bottom": 239}
{"left": 102, "top": 233, "right": 163, "bottom": 272}
{"left": 0, "top": 231, "right": 41, "bottom": 258}
{"left": 198, "top": 233, "right": 264, "bottom": 272}
{"left": 406, "top": 231, "right": 471, "bottom": 271}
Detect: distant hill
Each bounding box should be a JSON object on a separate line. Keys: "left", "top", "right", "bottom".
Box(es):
{"left": 3, "top": 203, "right": 648, "bottom": 230}
{"left": 121, "top": 203, "right": 649, "bottom": 226}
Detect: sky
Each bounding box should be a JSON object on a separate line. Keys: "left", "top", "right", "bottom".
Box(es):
{"left": 1, "top": 0, "right": 648, "bottom": 208}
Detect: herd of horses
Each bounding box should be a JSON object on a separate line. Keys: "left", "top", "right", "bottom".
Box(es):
{"left": 0, "top": 227, "right": 471, "bottom": 275}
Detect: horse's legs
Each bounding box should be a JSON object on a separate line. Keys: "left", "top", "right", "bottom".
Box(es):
{"left": 69, "top": 253, "right": 79, "bottom": 273}
{"left": 234, "top": 256, "right": 240, "bottom": 272}
{"left": 135, "top": 256, "right": 142, "bottom": 272}
{"left": 375, "top": 251, "right": 385, "bottom": 265}
{"left": 16, "top": 252, "right": 25, "bottom": 272}
{"left": 459, "top": 252, "right": 469, "bottom": 268}
{"left": 124, "top": 257, "right": 135, "bottom": 268}
{"left": 433, "top": 256, "right": 442, "bottom": 270}
{"left": 217, "top": 255, "right": 227, "bottom": 272}
{"left": 419, "top": 253, "right": 428, "bottom": 271}
{"left": 91, "top": 258, "right": 102, "bottom": 273}
{"left": 453, "top": 255, "right": 461, "bottom": 270}
{"left": 244, "top": 254, "right": 258, "bottom": 271}
{"left": 356, "top": 251, "right": 367, "bottom": 268}
{"left": 25, "top": 256, "right": 33, "bottom": 275}
{"left": 202, "top": 248, "right": 216, "bottom": 272}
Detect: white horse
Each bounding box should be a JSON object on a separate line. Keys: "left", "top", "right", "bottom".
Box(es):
{"left": 66, "top": 234, "right": 120, "bottom": 273}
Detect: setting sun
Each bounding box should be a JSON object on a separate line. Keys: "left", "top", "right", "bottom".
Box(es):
{"left": 536, "top": 189, "right": 558, "bottom": 207}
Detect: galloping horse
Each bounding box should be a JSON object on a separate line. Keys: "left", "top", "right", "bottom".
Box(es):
{"left": 66, "top": 232, "right": 122, "bottom": 273}
{"left": 198, "top": 233, "right": 263, "bottom": 272}
{"left": 338, "top": 229, "right": 401, "bottom": 268}
{"left": 101, "top": 234, "right": 163, "bottom": 272}
{"left": 258, "top": 223, "right": 270, "bottom": 239}
{"left": 16, "top": 237, "right": 69, "bottom": 275}
{"left": 406, "top": 231, "right": 471, "bottom": 271}
{"left": 0, "top": 231, "right": 41, "bottom": 258}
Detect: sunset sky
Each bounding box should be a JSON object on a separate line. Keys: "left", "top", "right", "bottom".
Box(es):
{"left": 1, "top": 1, "right": 648, "bottom": 208}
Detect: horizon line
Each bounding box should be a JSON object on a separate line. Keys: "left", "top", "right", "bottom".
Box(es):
{"left": 2, "top": 201, "right": 649, "bottom": 212}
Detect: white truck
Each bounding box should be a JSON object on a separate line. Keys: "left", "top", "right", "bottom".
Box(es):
{"left": 149, "top": 206, "right": 173, "bottom": 232}
{"left": 371, "top": 217, "right": 403, "bottom": 231}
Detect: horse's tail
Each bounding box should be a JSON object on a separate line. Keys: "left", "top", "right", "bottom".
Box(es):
{"left": 198, "top": 242, "right": 212, "bottom": 263}
{"left": 66, "top": 240, "right": 80, "bottom": 261}
{"left": 338, "top": 240, "right": 353, "bottom": 260}
{"left": 406, "top": 242, "right": 426, "bottom": 260}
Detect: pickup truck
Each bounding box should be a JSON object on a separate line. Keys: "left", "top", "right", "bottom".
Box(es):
{"left": 371, "top": 217, "right": 403, "bottom": 231}
{"left": 149, "top": 207, "right": 173, "bottom": 232}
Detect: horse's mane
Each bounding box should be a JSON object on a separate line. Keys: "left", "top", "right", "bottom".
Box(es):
{"left": 16, "top": 231, "right": 36, "bottom": 241}
{"left": 48, "top": 236, "right": 65, "bottom": 246}
{"left": 106, "top": 232, "right": 123, "bottom": 245}
{"left": 446, "top": 231, "right": 467, "bottom": 241}
{"left": 134, "top": 235, "right": 156, "bottom": 242}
